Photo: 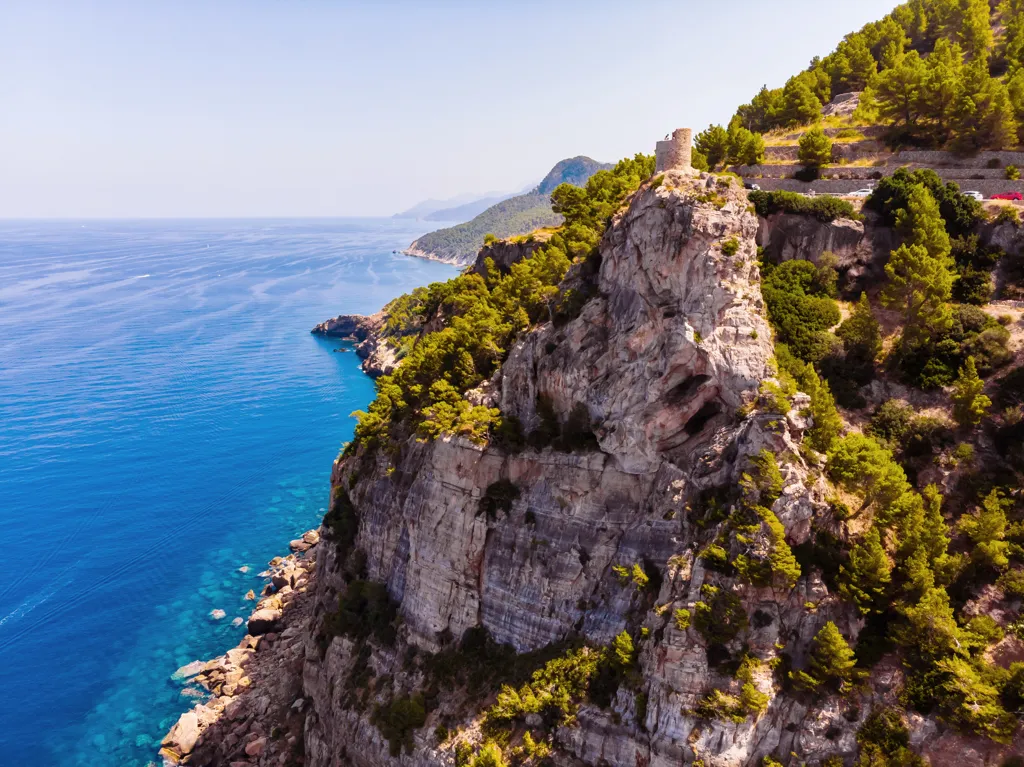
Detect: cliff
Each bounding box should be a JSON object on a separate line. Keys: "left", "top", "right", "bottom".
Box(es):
{"left": 164, "top": 170, "right": 1024, "bottom": 767}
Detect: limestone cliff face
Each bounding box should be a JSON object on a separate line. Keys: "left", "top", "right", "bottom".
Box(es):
{"left": 298, "top": 172, "right": 851, "bottom": 767}
{"left": 163, "top": 171, "right": 1022, "bottom": 767}
{"left": 755, "top": 210, "right": 896, "bottom": 296}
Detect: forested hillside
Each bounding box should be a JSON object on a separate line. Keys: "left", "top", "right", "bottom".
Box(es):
{"left": 694, "top": 0, "right": 1024, "bottom": 171}
{"left": 406, "top": 156, "right": 611, "bottom": 265}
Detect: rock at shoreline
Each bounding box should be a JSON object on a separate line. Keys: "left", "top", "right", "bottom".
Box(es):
{"left": 172, "top": 660, "right": 205, "bottom": 680}
{"left": 160, "top": 711, "right": 200, "bottom": 761}
{"left": 244, "top": 589, "right": 255, "bottom": 601}
{"left": 246, "top": 608, "right": 282, "bottom": 636}
{"left": 210, "top": 609, "right": 226, "bottom": 620}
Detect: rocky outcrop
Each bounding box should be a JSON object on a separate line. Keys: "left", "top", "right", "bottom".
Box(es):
{"left": 295, "top": 172, "right": 863, "bottom": 766}
{"left": 311, "top": 311, "right": 396, "bottom": 378}
{"left": 468, "top": 236, "right": 544, "bottom": 277}
{"left": 177, "top": 170, "right": 1024, "bottom": 767}
{"left": 756, "top": 210, "right": 896, "bottom": 295}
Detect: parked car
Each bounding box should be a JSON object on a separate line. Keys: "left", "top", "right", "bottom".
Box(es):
{"left": 963, "top": 191, "right": 984, "bottom": 201}
{"left": 743, "top": 181, "right": 761, "bottom": 191}
{"left": 848, "top": 188, "right": 874, "bottom": 198}
{"left": 992, "top": 192, "right": 1024, "bottom": 201}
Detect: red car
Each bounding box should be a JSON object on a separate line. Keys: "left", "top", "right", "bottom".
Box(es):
{"left": 991, "top": 192, "right": 1024, "bottom": 201}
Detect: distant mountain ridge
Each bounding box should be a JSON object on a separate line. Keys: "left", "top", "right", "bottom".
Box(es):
{"left": 422, "top": 194, "right": 517, "bottom": 222}
{"left": 404, "top": 156, "right": 611, "bottom": 265}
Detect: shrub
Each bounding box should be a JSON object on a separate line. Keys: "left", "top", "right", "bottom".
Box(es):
{"left": 483, "top": 233, "right": 498, "bottom": 245}
{"left": 995, "top": 206, "right": 1021, "bottom": 227}
{"left": 694, "top": 585, "right": 748, "bottom": 646}
{"left": 674, "top": 608, "right": 692, "bottom": 630}
{"left": 951, "top": 357, "right": 991, "bottom": 427}
{"left": 869, "top": 401, "right": 915, "bottom": 447}
{"left": 478, "top": 479, "right": 521, "bottom": 520}
{"left": 372, "top": 694, "right": 427, "bottom": 756}
{"left": 760, "top": 259, "right": 841, "bottom": 363}
{"left": 748, "top": 190, "right": 858, "bottom": 222}
{"left": 721, "top": 237, "right": 740, "bottom": 257}
{"left": 323, "top": 579, "right": 400, "bottom": 646}
{"left": 1006, "top": 165, "right": 1021, "bottom": 180}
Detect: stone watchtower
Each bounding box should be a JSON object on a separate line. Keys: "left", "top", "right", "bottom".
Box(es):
{"left": 655, "top": 128, "right": 693, "bottom": 173}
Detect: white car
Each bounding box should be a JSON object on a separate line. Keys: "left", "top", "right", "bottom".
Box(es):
{"left": 848, "top": 188, "right": 874, "bottom": 198}
{"left": 963, "top": 191, "right": 984, "bottom": 201}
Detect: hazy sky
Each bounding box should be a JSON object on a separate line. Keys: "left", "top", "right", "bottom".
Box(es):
{"left": 0, "top": 1, "right": 901, "bottom": 218}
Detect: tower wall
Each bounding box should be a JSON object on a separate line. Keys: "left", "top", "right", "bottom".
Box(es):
{"left": 655, "top": 128, "right": 693, "bottom": 173}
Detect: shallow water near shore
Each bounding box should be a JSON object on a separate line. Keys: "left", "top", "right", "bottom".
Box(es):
{"left": 0, "top": 219, "right": 457, "bottom": 766}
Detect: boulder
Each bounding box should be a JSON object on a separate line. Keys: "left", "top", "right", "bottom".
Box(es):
{"left": 245, "top": 736, "right": 267, "bottom": 757}
{"left": 247, "top": 609, "right": 283, "bottom": 636}
{"left": 161, "top": 711, "right": 201, "bottom": 760}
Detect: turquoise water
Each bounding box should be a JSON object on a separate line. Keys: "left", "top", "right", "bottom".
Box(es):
{"left": 0, "top": 219, "right": 457, "bottom": 766}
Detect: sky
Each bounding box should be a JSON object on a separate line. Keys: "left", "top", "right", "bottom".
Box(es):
{"left": 0, "top": 0, "right": 902, "bottom": 218}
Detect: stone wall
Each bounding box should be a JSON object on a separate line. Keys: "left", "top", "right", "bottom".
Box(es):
{"left": 752, "top": 177, "right": 1024, "bottom": 197}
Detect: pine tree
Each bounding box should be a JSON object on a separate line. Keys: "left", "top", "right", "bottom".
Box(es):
{"left": 782, "top": 75, "right": 823, "bottom": 127}
{"left": 920, "top": 39, "right": 965, "bottom": 145}
{"left": 951, "top": 356, "right": 990, "bottom": 426}
{"left": 959, "top": 489, "right": 1009, "bottom": 569}
{"left": 936, "top": 656, "right": 1016, "bottom": 743}
{"left": 839, "top": 526, "right": 892, "bottom": 614}
{"left": 611, "top": 630, "right": 635, "bottom": 668}
{"left": 1008, "top": 68, "right": 1024, "bottom": 145}
{"left": 836, "top": 293, "right": 882, "bottom": 381}
{"left": 762, "top": 508, "right": 802, "bottom": 589}
{"left": 881, "top": 243, "right": 954, "bottom": 345}
{"left": 695, "top": 125, "right": 730, "bottom": 170}
{"left": 804, "top": 369, "right": 844, "bottom": 453}
{"left": 871, "top": 50, "right": 927, "bottom": 131}
{"left": 798, "top": 126, "right": 834, "bottom": 166}
{"left": 895, "top": 184, "right": 951, "bottom": 261}
{"left": 957, "top": 0, "right": 994, "bottom": 60}
{"left": 808, "top": 621, "right": 857, "bottom": 689}
{"left": 893, "top": 586, "right": 963, "bottom": 659}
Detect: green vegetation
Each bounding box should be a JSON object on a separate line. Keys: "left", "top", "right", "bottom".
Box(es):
{"left": 760, "top": 258, "right": 841, "bottom": 363}
{"left": 695, "top": 120, "right": 766, "bottom": 170}
{"left": 748, "top": 190, "right": 858, "bottom": 222}
{"left": 694, "top": 585, "right": 749, "bottom": 647}
{"left": 408, "top": 157, "right": 612, "bottom": 264}
{"left": 349, "top": 154, "right": 654, "bottom": 453}
{"left": 791, "top": 621, "right": 858, "bottom": 691}
{"left": 323, "top": 578, "right": 399, "bottom": 647}
{"left": 732, "top": 0, "right": 1024, "bottom": 152}
{"left": 798, "top": 126, "right": 834, "bottom": 166}
{"left": 951, "top": 356, "right": 991, "bottom": 426}
{"left": 372, "top": 694, "right": 427, "bottom": 756}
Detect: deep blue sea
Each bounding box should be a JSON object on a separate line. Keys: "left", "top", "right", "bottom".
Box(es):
{"left": 0, "top": 219, "right": 457, "bottom": 767}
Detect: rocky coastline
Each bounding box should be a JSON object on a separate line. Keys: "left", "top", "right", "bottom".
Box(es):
{"left": 400, "top": 246, "right": 466, "bottom": 266}
{"left": 160, "top": 531, "right": 321, "bottom": 766}
{"left": 310, "top": 311, "right": 395, "bottom": 378}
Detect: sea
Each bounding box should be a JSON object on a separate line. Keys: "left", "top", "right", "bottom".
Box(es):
{"left": 0, "top": 219, "right": 458, "bottom": 767}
